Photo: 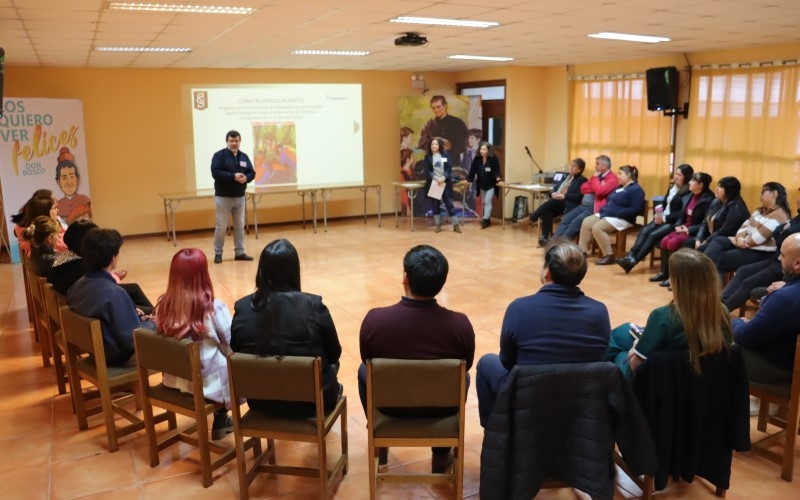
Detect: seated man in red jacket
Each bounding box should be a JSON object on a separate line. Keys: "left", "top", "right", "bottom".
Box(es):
{"left": 358, "top": 244, "right": 476, "bottom": 473}
{"left": 552, "top": 155, "right": 619, "bottom": 239}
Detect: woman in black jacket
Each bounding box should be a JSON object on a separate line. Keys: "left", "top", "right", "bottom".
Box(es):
{"left": 231, "top": 238, "right": 342, "bottom": 418}
{"left": 467, "top": 141, "right": 502, "bottom": 229}
{"left": 685, "top": 176, "right": 750, "bottom": 251}
{"left": 647, "top": 172, "right": 716, "bottom": 285}
{"left": 617, "top": 163, "right": 694, "bottom": 273}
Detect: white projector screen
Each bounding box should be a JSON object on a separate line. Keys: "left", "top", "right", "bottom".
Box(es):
{"left": 190, "top": 84, "right": 363, "bottom": 190}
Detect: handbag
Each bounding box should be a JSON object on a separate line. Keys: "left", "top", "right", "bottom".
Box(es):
{"left": 512, "top": 195, "right": 529, "bottom": 222}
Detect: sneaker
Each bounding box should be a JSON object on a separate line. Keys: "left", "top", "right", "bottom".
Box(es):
{"left": 214, "top": 254, "right": 222, "bottom": 264}
{"left": 453, "top": 224, "right": 462, "bottom": 234}
{"left": 431, "top": 450, "right": 454, "bottom": 474}
{"left": 211, "top": 415, "right": 233, "bottom": 440}
{"left": 234, "top": 253, "right": 254, "bottom": 261}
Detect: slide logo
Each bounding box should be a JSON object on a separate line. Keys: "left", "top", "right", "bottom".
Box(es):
{"left": 193, "top": 91, "right": 208, "bottom": 111}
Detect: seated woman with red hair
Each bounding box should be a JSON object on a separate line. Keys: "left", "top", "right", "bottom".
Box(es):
{"left": 155, "top": 248, "right": 235, "bottom": 440}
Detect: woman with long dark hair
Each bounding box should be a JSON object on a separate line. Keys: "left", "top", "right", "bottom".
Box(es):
{"left": 424, "top": 137, "right": 460, "bottom": 233}
{"left": 706, "top": 182, "right": 791, "bottom": 274}
{"left": 12, "top": 189, "right": 66, "bottom": 255}
{"left": 155, "top": 248, "right": 234, "bottom": 440}
{"left": 231, "top": 239, "right": 342, "bottom": 418}
{"left": 617, "top": 164, "right": 693, "bottom": 273}
{"left": 466, "top": 141, "right": 501, "bottom": 228}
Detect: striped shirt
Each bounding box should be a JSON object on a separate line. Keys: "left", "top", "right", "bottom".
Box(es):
{"left": 736, "top": 207, "right": 790, "bottom": 252}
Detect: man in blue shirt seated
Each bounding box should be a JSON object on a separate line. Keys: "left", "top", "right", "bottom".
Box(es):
{"left": 733, "top": 233, "right": 800, "bottom": 383}
{"left": 475, "top": 239, "right": 611, "bottom": 427}
{"left": 67, "top": 227, "right": 154, "bottom": 366}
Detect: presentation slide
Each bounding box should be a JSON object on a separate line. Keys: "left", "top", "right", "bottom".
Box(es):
{"left": 190, "top": 84, "right": 363, "bottom": 190}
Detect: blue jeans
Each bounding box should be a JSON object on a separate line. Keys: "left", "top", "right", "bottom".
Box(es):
{"left": 553, "top": 205, "right": 592, "bottom": 238}
{"left": 481, "top": 188, "right": 495, "bottom": 220}
{"left": 214, "top": 195, "right": 246, "bottom": 256}
{"left": 475, "top": 354, "right": 510, "bottom": 428}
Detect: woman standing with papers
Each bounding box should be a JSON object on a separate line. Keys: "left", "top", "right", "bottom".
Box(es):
{"left": 424, "top": 137, "right": 461, "bottom": 233}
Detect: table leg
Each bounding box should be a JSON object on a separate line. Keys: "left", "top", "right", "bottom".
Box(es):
{"left": 163, "top": 198, "right": 170, "bottom": 241}
{"left": 300, "top": 192, "right": 307, "bottom": 229}
{"left": 252, "top": 194, "right": 260, "bottom": 239}
{"left": 461, "top": 186, "right": 466, "bottom": 227}
{"left": 408, "top": 188, "right": 417, "bottom": 232}
{"left": 376, "top": 186, "right": 382, "bottom": 228}
{"left": 169, "top": 201, "right": 178, "bottom": 246}
{"left": 394, "top": 186, "right": 400, "bottom": 228}
{"left": 323, "top": 189, "right": 329, "bottom": 232}
{"left": 311, "top": 191, "right": 318, "bottom": 234}
{"left": 502, "top": 186, "right": 509, "bottom": 230}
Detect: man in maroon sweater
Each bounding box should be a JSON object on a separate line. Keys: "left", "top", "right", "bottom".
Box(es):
{"left": 358, "top": 244, "right": 476, "bottom": 473}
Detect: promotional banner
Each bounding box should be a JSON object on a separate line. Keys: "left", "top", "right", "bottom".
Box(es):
{"left": 0, "top": 98, "right": 90, "bottom": 262}
{"left": 399, "top": 95, "right": 482, "bottom": 218}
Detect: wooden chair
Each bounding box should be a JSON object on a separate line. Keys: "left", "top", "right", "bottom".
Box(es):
{"left": 19, "top": 250, "right": 35, "bottom": 324}
{"left": 60, "top": 306, "right": 159, "bottom": 452}
{"left": 366, "top": 358, "right": 466, "bottom": 499}
{"left": 631, "top": 347, "right": 750, "bottom": 496}
{"left": 25, "top": 264, "right": 52, "bottom": 368}
{"left": 613, "top": 201, "right": 650, "bottom": 257}
{"left": 648, "top": 246, "right": 662, "bottom": 269}
{"left": 227, "top": 353, "right": 348, "bottom": 499}
{"left": 133, "top": 328, "right": 257, "bottom": 488}
{"left": 749, "top": 335, "right": 800, "bottom": 481}
{"left": 42, "top": 283, "right": 69, "bottom": 395}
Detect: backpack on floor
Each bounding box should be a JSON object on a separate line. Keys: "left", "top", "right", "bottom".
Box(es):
{"left": 512, "top": 195, "right": 529, "bottom": 222}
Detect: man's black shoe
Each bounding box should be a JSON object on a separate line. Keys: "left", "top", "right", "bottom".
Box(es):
{"left": 234, "top": 254, "right": 254, "bottom": 261}
{"left": 214, "top": 254, "right": 222, "bottom": 264}
{"left": 649, "top": 272, "right": 667, "bottom": 282}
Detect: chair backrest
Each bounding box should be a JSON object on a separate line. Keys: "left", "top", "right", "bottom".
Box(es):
{"left": 60, "top": 305, "right": 106, "bottom": 364}
{"left": 633, "top": 346, "right": 750, "bottom": 491}
{"left": 43, "top": 283, "right": 66, "bottom": 331}
{"left": 369, "top": 358, "right": 464, "bottom": 408}
{"left": 228, "top": 353, "right": 319, "bottom": 404}
{"left": 133, "top": 328, "right": 196, "bottom": 381}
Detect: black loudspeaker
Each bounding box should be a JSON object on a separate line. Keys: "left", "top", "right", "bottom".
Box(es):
{"left": 645, "top": 66, "right": 679, "bottom": 111}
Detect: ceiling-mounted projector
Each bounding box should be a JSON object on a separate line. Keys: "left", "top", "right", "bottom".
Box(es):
{"left": 395, "top": 32, "right": 428, "bottom": 47}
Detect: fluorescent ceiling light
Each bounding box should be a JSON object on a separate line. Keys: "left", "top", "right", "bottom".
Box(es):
{"left": 292, "top": 50, "right": 369, "bottom": 56}
{"left": 588, "top": 32, "right": 670, "bottom": 44}
{"left": 108, "top": 2, "right": 253, "bottom": 15}
{"left": 95, "top": 46, "right": 192, "bottom": 52}
{"left": 448, "top": 55, "right": 513, "bottom": 62}
{"left": 390, "top": 16, "right": 498, "bottom": 28}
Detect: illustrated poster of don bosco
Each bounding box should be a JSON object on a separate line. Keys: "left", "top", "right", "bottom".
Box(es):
{"left": 54, "top": 146, "right": 92, "bottom": 224}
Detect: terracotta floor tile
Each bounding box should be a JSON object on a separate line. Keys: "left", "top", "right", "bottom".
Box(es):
{"left": 142, "top": 469, "right": 237, "bottom": 499}
{"left": 51, "top": 448, "right": 138, "bottom": 500}
{"left": 0, "top": 431, "right": 52, "bottom": 472}
{"left": 0, "top": 403, "right": 52, "bottom": 440}
{"left": 0, "top": 463, "right": 51, "bottom": 500}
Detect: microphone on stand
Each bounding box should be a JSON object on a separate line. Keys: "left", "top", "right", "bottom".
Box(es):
{"left": 524, "top": 145, "right": 544, "bottom": 182}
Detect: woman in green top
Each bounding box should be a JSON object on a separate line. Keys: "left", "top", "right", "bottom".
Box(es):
{"left": 605, "top": 248, "right": 733, "bottom": 378}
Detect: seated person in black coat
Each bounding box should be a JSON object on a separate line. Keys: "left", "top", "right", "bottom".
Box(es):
{"left": 529, "top": 158, "right": 587, "bottom": 246}
{"left": 231, "top": 238, "right": 342, "bottom": 418}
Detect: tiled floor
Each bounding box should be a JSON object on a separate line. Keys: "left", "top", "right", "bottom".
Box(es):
{"left": 1, "top": 217, "right": 798, "bottom": 499}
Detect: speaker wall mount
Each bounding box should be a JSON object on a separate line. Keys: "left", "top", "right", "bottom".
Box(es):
{"left": 395, "top": 32, "right": 428, "bottom": 47}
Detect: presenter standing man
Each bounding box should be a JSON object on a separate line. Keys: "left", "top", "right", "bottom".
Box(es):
{"left": 211, "top": 130, "right": 255, "bottom": 264}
